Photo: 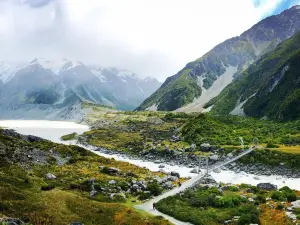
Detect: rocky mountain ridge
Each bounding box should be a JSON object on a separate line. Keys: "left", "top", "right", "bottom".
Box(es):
{"left": 207, "top": 32, "right": 300, "bottom": 120}
{"left": 0, "top": 58, "right": 161, "bottom": 120}
{"left": 137, "top": 5, "right": 300, "bottom": 112}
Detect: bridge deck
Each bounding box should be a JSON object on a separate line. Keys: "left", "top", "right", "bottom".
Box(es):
{"left": 135, "top": 147, "right": 255, "bottom": 224}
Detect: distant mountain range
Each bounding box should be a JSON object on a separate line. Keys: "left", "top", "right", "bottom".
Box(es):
{"left": 137, "top": 5, "right": 300, "bottom": 116}
{"left": 0, "top": 58, "right": 161, "bottom": 120}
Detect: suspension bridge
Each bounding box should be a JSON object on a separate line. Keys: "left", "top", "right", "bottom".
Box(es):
{"left": 135, "top": 146, "right": 257, "bottom": 225}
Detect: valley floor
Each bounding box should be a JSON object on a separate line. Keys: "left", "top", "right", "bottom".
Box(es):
{"left": 1, "top": 108, "right": 300, "bottom": 225}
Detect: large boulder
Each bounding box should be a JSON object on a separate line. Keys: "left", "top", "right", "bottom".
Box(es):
{"left": 102, "top": 167, "right": 121, "bottom": 175}
{"left": 190, "top": 168, "right": 198, "bottom": 174}
{"left": 210, "top": 155, "right": 219, "bottom": 161}
{"left": 291, "top": 200, "right": 300, "bottom": 209}
{"left": 167, "top": 175, "right": 179, "bottom": 182}
{"left": 163, "top": 181, "right": 174, "bottom": 189}
{"left": 170, "top": 171, "right": 180, "bottom": 178}
{"left": 257, "top": 183, "right": 277, "bottom": 191}
{"left": 90, "top": 190, "right": 98, "bottom": 197}
{"left": 200, "top": 143, "right": 217, "bottom": 152}
{"left": 200, "top": 143, "right": 211, "bottom": 152}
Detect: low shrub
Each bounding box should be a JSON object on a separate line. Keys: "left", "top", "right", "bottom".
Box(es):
{"left": 41, "top": 184, "right": 55, "bottom": 191}
{"left": 147, "top": 181, "right": 162, "bottom": 196}
{"left": 276, "top": 204, "right": 284, "bottom": 210}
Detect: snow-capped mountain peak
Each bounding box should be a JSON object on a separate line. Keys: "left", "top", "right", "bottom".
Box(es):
{"left": 0, "top": 62, "right": 25, "bottom": 84}
{"left": 27, "top": 58, "right": 84, "bottom": 75}
{"left": 60, "top": 60, "right": 84, "bottom": 73}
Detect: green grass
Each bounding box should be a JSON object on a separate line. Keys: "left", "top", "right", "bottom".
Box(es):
{"left": 80, "top": 111, "right": 300, "bottom": 170}
{"left": 136, "top": 69, "right": 202, "bottom": 111}
{"left": 156, "top": 186, "right": 260, "bottom": 225}
{"left": 0, "top": 129, "right": 171, "bottom": 225}
{"left": 157, "top": 185, "right": 299, "bottom": 225}
{"left": 61, "top": 132, "right": 78, "bottom": 141}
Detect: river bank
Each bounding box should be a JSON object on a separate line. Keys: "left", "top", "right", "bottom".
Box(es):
{"left": 1, "top": 120, "right": 300, "bottom": 190}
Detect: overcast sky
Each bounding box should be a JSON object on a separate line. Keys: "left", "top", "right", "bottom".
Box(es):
{"left": 0, "top": 0, "right": 299, "bottom": 81}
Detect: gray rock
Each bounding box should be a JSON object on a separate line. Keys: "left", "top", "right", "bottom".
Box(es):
{"left": 163, "top": 181, "right": 174, "bottom": 189}
{"left": 45, "top": 173, "right": 56, "bottom": 180}
{"left": 131, "top": 184, "right": 139, "bottom": 191}
{"left": 90, "top": 190, "right": 97, "bottom": 197}
{"left": 190, "top": 168, "right": 198, "bottom": 174}
{"left": 210, "top": 155, "right": 219, "bottom": 161}
{"left": 190, "top": 143, "right": 197, "bottom": 151}
{"left": 170, "top": 171, "right": 180, "bottom": 178}
{"left": 227, "top": 153, "right": 234, "bottom": 158}
{"left": 291, "top": 200, "right": 300, "bottom": 209}
{"left": 257, "top": 183, "right": 277, "bottom": 190}
{"left": 200, "top": 143, "right": 211, "bottom": 152}
{"left": 213, "top": 168, "right": 221, "bottom": 173}
{"left": 167, "top": 176, "right": 179, "bottom": 181}
{"left": 110, "top": 192, "right": 126, "bottom": 200}
{"left": 104, "top": 167, "right": 121, "bottom": 175}
{"left": 248, "top": 198, "right": 254, "bottom": 202}
{"left": 109, "top": 180, "right": 116, "bottom": 185}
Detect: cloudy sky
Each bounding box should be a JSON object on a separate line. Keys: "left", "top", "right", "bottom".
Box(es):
{"left": 0, "top": 0, "right": 299, "bottom": 81}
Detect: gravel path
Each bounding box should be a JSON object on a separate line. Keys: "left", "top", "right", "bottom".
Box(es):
{"left": 135, "top": 147, "right": 255, "bottom": 225}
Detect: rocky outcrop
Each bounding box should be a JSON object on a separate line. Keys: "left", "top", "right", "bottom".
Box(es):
{"left": 257, "top": 183, "right": 277, "bottom": 191}
{"left": 0, "top": 129, "right": 45, "bottom": 142}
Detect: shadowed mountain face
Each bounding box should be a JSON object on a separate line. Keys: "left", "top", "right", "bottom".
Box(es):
{"left": 136, "top": 5, "right": 300, "bottom": 112}
{"left": 0, "top": 58, "right": 161, "bottom": 120}
{"left": 207, "top": 32, "right": 300, "bottom": 121}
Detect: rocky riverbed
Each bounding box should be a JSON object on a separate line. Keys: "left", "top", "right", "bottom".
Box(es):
{"left": 80, "top": 141, "right": 300, "bottom": 179}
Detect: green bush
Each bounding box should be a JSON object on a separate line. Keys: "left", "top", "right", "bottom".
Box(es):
{"left": 41, "top": 184, "right": 55, "bottom": 191}
{"left": 240, "top": 183, "right": 251, "bottom": 189}
{"left": 266, "top": 142, "right": 280, "bottom": 148}
{"left": 276, "top": 204, "right": 284, "bottom": 210}
{"left": 271, "top": 191, "right": 286, "bottom": 201}
{"left": 138, "top": 191, "right": 152, "bottom": 200}
{"left": 279, "top": 186, "right": 297, "bottom": 202}
{"left": 256, "top": 195, "right": 266, "bottom": 203}
{"left": 238, "top": 205, "right": 260, "bottom": 225}
{"left": 228, "top": 186, "right": 239, "bottom": 192}
{"left": 147, "top": 181, "right": 163, "bottom": 196}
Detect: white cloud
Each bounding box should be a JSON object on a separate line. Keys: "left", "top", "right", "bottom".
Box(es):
{"left": 0, "top": 0, "right": 289, "bottom": 81}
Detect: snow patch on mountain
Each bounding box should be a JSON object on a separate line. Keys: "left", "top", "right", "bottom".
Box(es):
{"left": 0, "top": 63, "right": 26, "bottom": 84}
{"left": 177, "top": 66, "right": 238, "bottom": 112}
{"left": 145, "top": 104, "right": 158, "bottom": 111}
{"left": 91, "top": 69, "right": 107, "bottom": 82}
{"left": 117, "top": 70, "right": 139, "bottom": 81}
{"left": 230, "top": 93, "right": 257, "bottom": 116}
{"left": 60, "top": 61, "right": 83, "bottom": 73}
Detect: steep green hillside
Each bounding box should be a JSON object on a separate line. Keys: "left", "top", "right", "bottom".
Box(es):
{"left": 137, "top": 6, "right": 300, "bottom": 112}
{"left": 136, "top": 69, "right": 201, "bottom": 111}
{"left": 208, "top": 32, "right": 300, "bottom": 120}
